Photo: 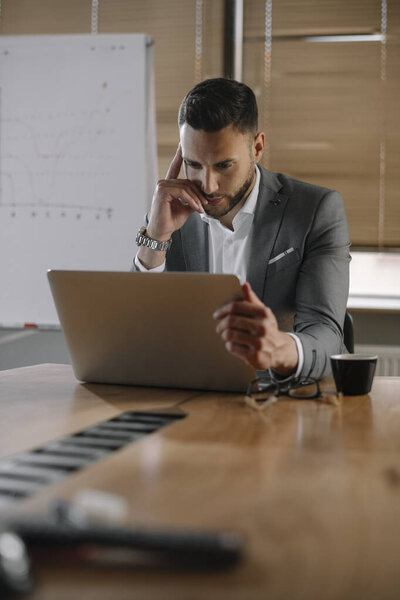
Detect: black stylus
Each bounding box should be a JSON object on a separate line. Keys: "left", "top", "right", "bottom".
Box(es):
{"left": 10, "top": 517, "right": 244, "bottom": 570}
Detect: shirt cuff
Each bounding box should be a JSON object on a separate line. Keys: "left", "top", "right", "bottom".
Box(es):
{"left": 134, "top": 253, "right": 166, "bottom": 273}
{"left": 268, "top": 333, "right": 304, "bottom": 383}
{"left": 287, "top": 333, "right": 304, "bottom": 378}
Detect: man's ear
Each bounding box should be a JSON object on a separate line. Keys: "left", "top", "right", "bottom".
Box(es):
{"left": 253, "top": 132, "right": 265, "bottom": 163}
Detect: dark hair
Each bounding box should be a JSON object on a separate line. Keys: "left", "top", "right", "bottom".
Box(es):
{"left": 178, "top": 78, "right": 258, "bottom": 134}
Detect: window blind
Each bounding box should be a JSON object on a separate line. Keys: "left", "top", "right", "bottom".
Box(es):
{"left": 1, "top": 0, "right": 398, "bottom": 246}
{"left": 243, "top": 0, "right": 400, "bottom": 247}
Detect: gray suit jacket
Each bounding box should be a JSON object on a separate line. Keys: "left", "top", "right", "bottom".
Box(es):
{"left": 134, "top": 165, "right": 351, "bottom": 379}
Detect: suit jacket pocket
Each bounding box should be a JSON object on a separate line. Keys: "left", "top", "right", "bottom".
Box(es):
{"left": 267, "top": 247, "right": 300, "bottom": 276}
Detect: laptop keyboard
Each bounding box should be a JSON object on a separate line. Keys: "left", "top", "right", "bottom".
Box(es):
{"left": 0, "top": 410, "right": 185, "bottom": 505}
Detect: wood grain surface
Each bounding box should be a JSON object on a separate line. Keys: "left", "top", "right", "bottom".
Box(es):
{"left": 1, "top": 364, "right": 400, "bottom": 600}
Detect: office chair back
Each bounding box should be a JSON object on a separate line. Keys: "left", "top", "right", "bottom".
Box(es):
{"left": 344, "top": 311, "right": 354, "bottom": 354}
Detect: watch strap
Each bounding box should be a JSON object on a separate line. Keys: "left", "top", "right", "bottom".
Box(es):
{"left": 136, "top": 227, "right": 172, "bottom": 252}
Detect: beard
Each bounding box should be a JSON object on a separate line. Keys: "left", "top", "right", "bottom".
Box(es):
{"left": 202, "top": 161, "right": 256, "bottom": 220}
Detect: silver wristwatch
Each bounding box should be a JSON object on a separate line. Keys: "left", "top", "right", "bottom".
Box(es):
{"left": 135, "top": 226, "right": 172, "bottom": 252}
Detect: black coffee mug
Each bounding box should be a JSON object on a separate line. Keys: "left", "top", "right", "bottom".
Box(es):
{"left": 330, "top": 354, "right": 377, "bottom": 395}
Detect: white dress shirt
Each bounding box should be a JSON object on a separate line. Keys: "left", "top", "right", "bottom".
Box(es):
{"left": 200, "top": 165, "right": 260, "bottom": 285}
{"left": 134, "top": 166, "right": 303, "bottom": 378}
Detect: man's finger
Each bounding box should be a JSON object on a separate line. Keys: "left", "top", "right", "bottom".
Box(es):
{"left": 220, "top": 328, "right": 264, "bottom": 351}
{"left": 224, "top": 342, "right": 270, "bottom": 370}
{"left": 165, "top": 144, "right": 183, "bottom": 180}
{"left": 216, "top": 315, "right": 265, "bottom": 337}
{"left": 213, "top": 301, "right": 265, "bottom": 320}
{"left": 242, "top": 282, "right": 265, "bottom": 307}
{"left": 242, "top": 283, "right": 277, "bottom": 322}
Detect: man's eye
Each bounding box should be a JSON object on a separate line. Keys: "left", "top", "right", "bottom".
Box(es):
{"left": 217, "top": 163, "right": 232, "bottom": 170}
{"left": 185, "top": 161, "right": 201, "bottom": 170}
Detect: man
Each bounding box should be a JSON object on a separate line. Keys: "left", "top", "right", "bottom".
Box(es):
{"left": 133, "top": 78, "right": 350, "bottom": 380}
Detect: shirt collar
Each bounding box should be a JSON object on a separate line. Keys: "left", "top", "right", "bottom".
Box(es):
{"left": 200, "top": 165, "right": 261, "bottom": 227}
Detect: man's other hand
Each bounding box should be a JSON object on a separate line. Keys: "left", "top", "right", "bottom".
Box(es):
{"left": 213, "top": 282, "right": 299, "bottom": 375}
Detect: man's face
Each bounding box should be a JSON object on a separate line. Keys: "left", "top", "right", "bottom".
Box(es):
{"left": 180, "top": 123, "right": 264, "bottom": 221}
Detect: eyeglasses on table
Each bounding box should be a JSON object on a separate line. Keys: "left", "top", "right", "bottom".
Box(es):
{"left": 244, "top": 376, "right": 339, "bottom": 411}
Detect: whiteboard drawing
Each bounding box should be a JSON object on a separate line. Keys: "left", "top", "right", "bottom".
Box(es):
{"left": 0, "top": 34, "right": 156, "bottom": 326}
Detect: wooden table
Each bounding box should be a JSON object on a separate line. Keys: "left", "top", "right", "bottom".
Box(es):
{"left": 1, "top": 364, "right": 400, "bottom": 600}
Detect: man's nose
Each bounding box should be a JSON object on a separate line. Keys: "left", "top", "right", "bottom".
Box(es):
{"left": 201, "top": 169, "right": 219, "bottom": 196}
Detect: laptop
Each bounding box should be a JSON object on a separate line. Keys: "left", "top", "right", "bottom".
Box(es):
{"left": 47, "top": 270, "right": 255, "bottom": 392}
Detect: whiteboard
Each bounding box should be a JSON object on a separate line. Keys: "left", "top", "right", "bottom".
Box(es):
{"left": 0, "top": 34, "right": 156, "bottom": 326}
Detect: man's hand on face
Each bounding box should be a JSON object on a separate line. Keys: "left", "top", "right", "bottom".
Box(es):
{"left": 137, "top": 145, "right": 207, "bottom": 270}
{"left": 146, "top": 144, "right": 207, "bottom": 242}
{"left": 213, "top": 282, "right": 299, "bottom": 375}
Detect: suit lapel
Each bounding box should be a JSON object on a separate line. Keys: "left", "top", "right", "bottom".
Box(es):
{"left": 178, "top": 167, "right": 288, "bottom": 287}
{"left": 180, "top": 214, "right": 209, "bottom": 272}
{"left": 247, "top": 167, "right": 288, "bottom": 300}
